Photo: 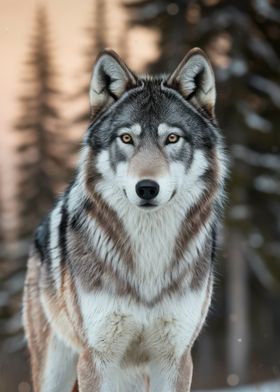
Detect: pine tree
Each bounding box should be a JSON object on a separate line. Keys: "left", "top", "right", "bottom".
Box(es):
{"left": 124, "top": 0, "right": 189, "bottom": 73}
{"left": 0, "top": 176, "right": 26, "bottom": 356}
{"left": 15, "top": 6, "right": 71, "bottom": 241}
{"left": 73, "top": 0, "right": 130, "bottom": 128}
{"left": 73, "top": 0, "right": 107, "bottom": 126}
{"left": 0, "top": 184, "right": 3, "bottom": 260}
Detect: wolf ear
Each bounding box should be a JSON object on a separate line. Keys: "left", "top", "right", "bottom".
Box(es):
{"left": 89, "top": 49, "right": 138, "bottom": 116}
{"left": 166, "top": 48, "right": 216, "bottom": 117}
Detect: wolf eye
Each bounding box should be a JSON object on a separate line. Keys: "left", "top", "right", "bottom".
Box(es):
{"left": 166, "top": 133, "right": 180, "bottom": 144}
{"left": 120, "top": 133, "right": 133, "bottom": 144}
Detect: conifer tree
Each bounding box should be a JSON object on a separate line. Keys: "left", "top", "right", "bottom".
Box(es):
{"left": 0, "top": 6, "right": 74, "bottom": 363}
{"left": 124, "top": 0, "right": 280, "bottom": 284}
{"left": 15, "top": 6, "right": 71, "bottom": 241}
{"left": 73, "top": 0, "right": 107, "bottom": 125}
{"left": 124, "top": 0, "right": 189, "bottom": 72}
{"left": 74, "top": 0, "right": 130, "bottom": 127}
{"left": 0, "top": 180, "right": 25, "bottom": 355}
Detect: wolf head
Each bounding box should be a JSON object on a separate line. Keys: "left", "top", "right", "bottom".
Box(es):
{"left": 83, "top": 49, "right": 225, "bottom": 212}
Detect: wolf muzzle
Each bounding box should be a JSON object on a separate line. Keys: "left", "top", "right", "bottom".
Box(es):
{"left": 135, "top": 179, "right": 160, "bottom": 200}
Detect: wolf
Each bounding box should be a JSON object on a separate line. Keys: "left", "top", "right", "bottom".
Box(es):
{"left": 23, "top": 47, "right": 227, "bottom": 392}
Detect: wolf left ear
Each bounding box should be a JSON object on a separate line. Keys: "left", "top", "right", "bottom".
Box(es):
{"left": 89, "top": 49, "right": 138, "bottom": 116}
{"left": 166, "top": 48, "right": 216, "bottom": 117}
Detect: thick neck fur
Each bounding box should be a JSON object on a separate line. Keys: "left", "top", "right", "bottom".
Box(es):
{"left": 66, "top": 145, "right": 223, "bottom": 304}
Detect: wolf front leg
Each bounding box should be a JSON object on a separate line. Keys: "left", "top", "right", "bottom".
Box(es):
{"left": 77, "top": 350, "right": 121, "bottom": 392}
{"left": 77, "top": 349, "right": 101, "bottom": 391}
{"left": 149, "top": 351, "right": 193, "bottom": 392}
{"left": 176, "top": 352, "right": 193, "bottom": 392}
{"left": 40, "top": 332, "right": 78, "bottom": 392}
{"left": 23, "top": 255, "right": 79, "bottom": 392}
{"left": 77, "top": 349, "right": 149, "bottom": 392}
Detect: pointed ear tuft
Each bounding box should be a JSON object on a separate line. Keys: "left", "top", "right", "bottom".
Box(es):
{"left": 166, "top": 48, "right": 216, "bottom": 117}
{"left": 89, "top": 49, "right": 138, "bottom": 116}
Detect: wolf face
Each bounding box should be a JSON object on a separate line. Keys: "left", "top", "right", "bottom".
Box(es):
{"left": 85, "top": 49, "right": 223, "bottom": 213}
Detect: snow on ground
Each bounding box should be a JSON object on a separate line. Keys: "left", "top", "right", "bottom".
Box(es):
{"left": 196, "top": 380, "right": 280, "bottom": 392}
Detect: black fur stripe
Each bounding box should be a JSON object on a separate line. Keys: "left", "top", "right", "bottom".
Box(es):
{"left": 70, "top": 199, "right": 91, "bottom": 233}
{"left": 34, "top": 214, "right": 51, "bottom": 263}
{"left": 59, "top": 199, "right": 69, "bottom": 263}
{"left": 211, "top": 224, "right": 217, "bottom": 262}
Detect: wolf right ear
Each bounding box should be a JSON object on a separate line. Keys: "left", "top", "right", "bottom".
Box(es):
{"left": 89, "top": 49, "right": 138, "bottom": 116}
{"left": 166, "top": 48, "right": 216, "bottom": 117}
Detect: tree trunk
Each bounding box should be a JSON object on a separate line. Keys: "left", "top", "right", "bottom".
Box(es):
{"left": 226, "top": 231, "right": 249, "bottom": 385}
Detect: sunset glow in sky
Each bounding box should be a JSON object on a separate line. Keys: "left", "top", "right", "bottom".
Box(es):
{"left": 0, "top": 0, "right": 159, "bottom": 217}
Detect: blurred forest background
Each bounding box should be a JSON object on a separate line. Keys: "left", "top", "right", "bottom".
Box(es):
{"left": 0, "top": 0, "right": 279, "bottom": 391}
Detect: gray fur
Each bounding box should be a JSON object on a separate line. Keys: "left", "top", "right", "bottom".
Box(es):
{"left": 24, "top": 48, "right": 227, "bottom": 392}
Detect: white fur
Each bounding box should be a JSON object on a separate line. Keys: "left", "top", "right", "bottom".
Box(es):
{"left": 90, "top": 54, "right": 133, "bottom": 108}
{"left": 69, "top": 142, "right": 219, "bottom": 388}
{"left": 25, "top": 48, "right": 228, "bottom": 392}
{"left": 41, "top": 333, "right": 78, "bottom": 392}
{"left": 81, "top": 212, "right": 132, "bottom": 283}
{"left": 95, "top": 147, "right": 209, "bottom": 211}
{"left": 171, "top": 214, "right": 214, "bottom": 283}
{"left": 92, "top": 148, "right": 210, "bottom": 299}
{"left": 49, "top": 199, "right": 63, "bottom": 290}
{"left": 216, "top": 145, "right": 229, "bottom": 186}
{"left": 157, "top": 123, "right": 184, "bottom": 137}
{"left": 170, "top": 52, "right": 216, "bottom": 108}
{"left": 77, "top": 273, "right": 211, "bottom": 379}
{"left": 89, "top": 51, "right": 140, "bottom": 118}
{"left": 117, "top": 123, "right": 142, "bottom": 136}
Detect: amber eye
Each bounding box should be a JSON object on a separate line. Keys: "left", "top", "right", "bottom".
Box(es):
{"left": 166, "top": 133, "right": 180, "bottom": 144}
{"left": 120, "top": 133, "right": 133, "bottom": 144}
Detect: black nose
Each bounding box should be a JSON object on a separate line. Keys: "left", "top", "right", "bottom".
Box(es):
{"left": 136, "top": 180, "right": 160, "bottom": 200}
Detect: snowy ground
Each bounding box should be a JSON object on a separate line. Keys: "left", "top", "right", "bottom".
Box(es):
{"left": 196, "top": 380, "right": 280, "bottom": 392}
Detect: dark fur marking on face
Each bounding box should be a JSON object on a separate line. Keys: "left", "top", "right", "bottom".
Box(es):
{"left": 110, "top": 143, "right": 127, "bottom": 172}
{"left": 87, "top": 75, "right": 218, "bottom": 159}
{"left": 85, "top": 150, "right": 103, "bottom": 187}
{"left": 169, "top": 141, "right": 193, "bottom": 170}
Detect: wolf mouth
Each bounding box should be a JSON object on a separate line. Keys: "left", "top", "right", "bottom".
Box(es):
{"left": 123, "top": 189, "right": 177, "bottom": 209}
{"left": 139, "top": 202, "right": 157, "bottom": 208}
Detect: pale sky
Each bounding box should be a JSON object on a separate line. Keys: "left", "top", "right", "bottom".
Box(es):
{"left": 0, "top": 0, "right": 94, "bottom": 217}
{"left": 0, "top": 0, "right": 159, "bottom": 225}
{"left": 0, "top": 0, "right": 159, "bottom": 132}
{"left": 1, "top": 0, "right": 90, "bottom": 131}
